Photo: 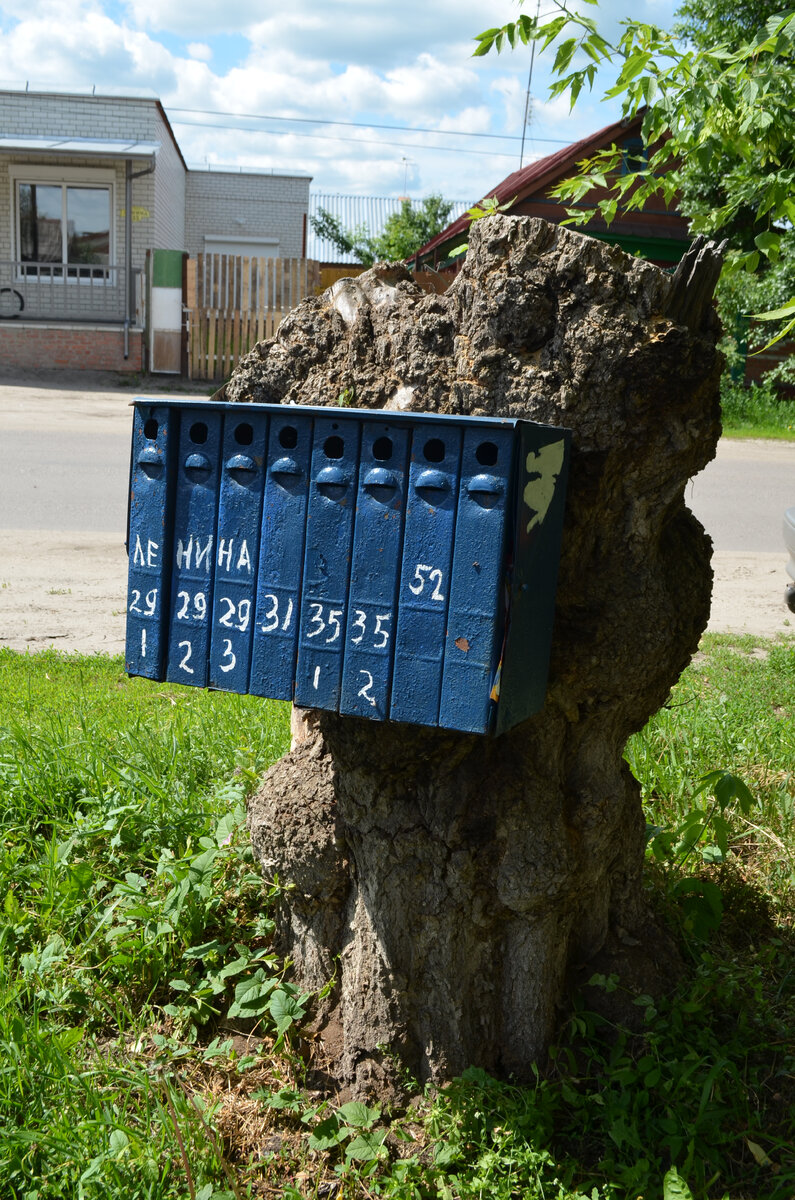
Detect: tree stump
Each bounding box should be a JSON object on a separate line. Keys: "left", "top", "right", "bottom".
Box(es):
{"left": 222, "top": 217, "right": 725, "bottom": 1098}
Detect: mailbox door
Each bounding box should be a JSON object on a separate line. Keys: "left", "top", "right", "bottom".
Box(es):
{"left": 126, "top": 403, "right": 176, "bottom": 679}
{"left": 390, "top": 425, "right": 463, "bottom": 727}
{"left": 494, "top": 423, "right": 570, "bottom": 734}
{"left": 294, "top": 417, "right": 361, "bottom": 711}
{"left": 165, "top": 409, "right": 223, "bottom": 687}
{"left": 249, "top": 411, "right": 313, "bottom": 701}
{"left": 438, "top": 426, "right": 515, "bottom": 733}
{"left": 339, "top": 421, "right": 410, "bottom": 720}
{"left": 208, "top": 410, "right": 268, "bottom": 692}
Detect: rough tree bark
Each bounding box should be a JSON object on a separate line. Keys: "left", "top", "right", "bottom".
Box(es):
{"left": 221, "top": 217, "right": 725, "bottom": 1099}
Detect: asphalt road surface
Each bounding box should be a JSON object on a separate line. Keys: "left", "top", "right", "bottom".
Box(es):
{"left": 1, "top": 379, "right": 792, "bottom": 550}
{"left": 687, "top": 438, "right": 793, "bottom": 553}
{"left": 0, "top": 368, "right": 793, "bottom": 650}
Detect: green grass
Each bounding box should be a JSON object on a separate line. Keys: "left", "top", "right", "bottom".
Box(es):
{"left": 0, "top": 640, "right": 794, "bottom": 1199}
{"left": 720, "top": 379, "right": 795, "bottom": 440}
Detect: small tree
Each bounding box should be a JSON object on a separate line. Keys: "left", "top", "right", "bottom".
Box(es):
{"left": 310, "top": 195, "right": 454, "bottom": 267}
{"left": 474, "top": 2, "right": 795, "bottom": 345}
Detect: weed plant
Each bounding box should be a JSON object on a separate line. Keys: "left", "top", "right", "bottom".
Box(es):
{"left": 0, "top": 638, "right": 793, "bottom": 1199}
{"left": 720, "top": 379, "right": 795, "bottom": 439}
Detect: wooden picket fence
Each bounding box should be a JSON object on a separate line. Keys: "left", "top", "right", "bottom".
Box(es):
{"left": 185, "top": 255, "right": 321, "bottom": 381}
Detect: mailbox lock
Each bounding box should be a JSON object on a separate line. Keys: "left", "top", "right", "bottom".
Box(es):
{"left": 185, "top": 452, "right": 212, "bottom": 473}
{"left": 415, "top": 468, "right": 450, "bottom": 500}
{"left": 226, "top": 453, "right": 257, "bottom": 475}
{"left": 317, "top": 465, "right": 346, "bottom": 488}
{"left": 363, "top": 466, "right": 398, "bottom": 490}
{"left": 137, "top": 444, "right": 163, "bottom": 478}
{"left": 468, "top": 474, "right": 504, "bottom": 507}
{"left": 271, "top": 455, "right": 300, "bottom": 477}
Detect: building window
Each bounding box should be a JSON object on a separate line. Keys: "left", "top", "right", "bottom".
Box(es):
{"left": 17, "top": 182, "right": 111, "bottom": 278}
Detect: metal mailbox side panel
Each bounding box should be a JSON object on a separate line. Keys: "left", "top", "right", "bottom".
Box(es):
{"left": 494, "top": 423, "right": 571, "bottom": 735}
{"left": 389, "top": 425, "right": 463, "bottom": 727}
{"left": 165, "top": 408, "right": 223, "bottom": 687}
{"left": 293, "top": 417, "right": 361, "bottom": 711}
{"left": 208, "top": 410, "right": 269, "bottom": 692}
{"left": 125, "top": 403, "right": 177, "bottom": 679}
{"left": 249, "top": 410, "right": 313, "bottom": 701}
{"left": 339, "top": 421, "right": 410, "bottom": 720}
{"left": 438, "top": 426, "right": 515, "bottom": 734}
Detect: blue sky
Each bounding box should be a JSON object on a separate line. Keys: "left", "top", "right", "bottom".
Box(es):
{"left": 0, "top": 0, "right": 678, "bottom": 203}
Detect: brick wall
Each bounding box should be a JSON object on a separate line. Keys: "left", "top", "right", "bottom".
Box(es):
{"left": 0, "top": 323, "right": 144, "bottom": 371}
{"left": 184, "top": 170, "right": 310, "bottom": 258}
{"left": 153, "top": 107, "right": 186, "bottom": 251}
{"left": 0, "top": 89, "right": 187, "bottom": 271}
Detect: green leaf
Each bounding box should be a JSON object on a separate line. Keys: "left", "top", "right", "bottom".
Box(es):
{"left": 108, "top": 1129, "right": 130, "bottom": 1157}
{"left": 755, "top": 298, "right": 795, "bottom": 321}
{"left": 269, "top": 987, "right": 307, "bottom": 1035}
{"left": 663, "top": 1166, "right": 694, "bottom": 1200}
{"left": 227, "top": 969, "right": 277, "bottom": 1019}
{"left": 259, "top": 1087, "right": 304, "bottom": 1112}
{"left": 338, "top": 1100, "right": 381, "bottom": 1129}
{"left": 308, "top": 1115, "right": 344, "bottom": 1151}
{"left": 345, "top": 1129, "right": 388, "bottom": 1161}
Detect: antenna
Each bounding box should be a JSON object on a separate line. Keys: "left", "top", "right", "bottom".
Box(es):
{"left": 519, "top": 0, "right": 542, "bottom": 170}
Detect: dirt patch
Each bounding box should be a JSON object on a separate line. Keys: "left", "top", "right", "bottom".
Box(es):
{"left": 0, "top": 540, "right": 790, "bottom": 657}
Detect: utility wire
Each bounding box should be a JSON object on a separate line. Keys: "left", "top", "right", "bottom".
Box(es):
{"left": 167, "top": 106, "right": 571, "bottom": 148}
{"left": 169, "top": 116, "right": 551, "bottom": 158}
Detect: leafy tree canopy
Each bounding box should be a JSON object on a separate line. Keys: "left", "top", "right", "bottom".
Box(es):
{"left": 474, "top": 1, "right": 795, "bottom": 341}
{"left": 310, "top": 195, "right": 454, "bottom": 267}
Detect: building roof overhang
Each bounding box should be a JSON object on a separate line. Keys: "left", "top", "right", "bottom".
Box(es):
{"left": 0, "top": 135, "right": 160, "bottom": 160}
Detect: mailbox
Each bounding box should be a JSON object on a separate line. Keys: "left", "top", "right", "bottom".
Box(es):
{"left": 126, "top": 399, "right": 570, "bottom": 735}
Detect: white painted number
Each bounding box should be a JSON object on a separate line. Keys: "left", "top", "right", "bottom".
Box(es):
{"left": 351, "top": 609, "right": 366, "bottom": 645}
{"left": 141, "top": 629, "right": 147, "bottom": 658}
{"left": 306, "top": 602, "right": 325, "bottom": 639}
{"left": 408, "top": 564, "right": 445, "bottom": 601}
{"left": 129, "top": 588, "right": 157, "bottom": 615}
{"left": 357, "top": 670, "right": 377, "bottom": 707}
{"left": 348, "top": 610, "right": 392, "bottom": 649}
{"left": 178, "top": 640, "right": 194, "bottom": 674}
{"left": 326, "top": 609, "right": 343, "bottom": 643}
{"left": 176, "top": 591, "right": 206, "bottom": 621}
{"left": 313, "top": 666, "right": 321, "bottom": 689}
{"left": 219, "top": 639, "right": 236, "bottom": 673}
{"left": 218, "top": 597, "right": 251, "bottom": 632}
{"left": 261, "top": 594, "right": 279, "bottom": 632}
{"left": 260, "top": 594, "right": 293, "bottom": 634}
{"left": 373, "top": 613, "right": 390, "bottom": 649}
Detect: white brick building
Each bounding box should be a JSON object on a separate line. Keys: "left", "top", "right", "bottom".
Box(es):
{"left": 0, "top": 87, "right": 311, "bottom": 371}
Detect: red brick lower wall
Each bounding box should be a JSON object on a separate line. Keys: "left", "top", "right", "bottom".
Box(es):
{"left": 0, "top": 323, "right": 144, "bottom": 372}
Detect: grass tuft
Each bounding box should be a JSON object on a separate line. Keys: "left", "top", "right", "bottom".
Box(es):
{"left": 0, "top": 639, "right": 794, "bottom": 1198}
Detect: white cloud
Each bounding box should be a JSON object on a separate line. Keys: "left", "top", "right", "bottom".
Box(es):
{"left": 0, "top": 0, "right": 630, "bottom": 197}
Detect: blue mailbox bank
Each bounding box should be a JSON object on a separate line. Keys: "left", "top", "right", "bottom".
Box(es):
{"left": 126, "top": 399, "right": 570, "bottom": 735}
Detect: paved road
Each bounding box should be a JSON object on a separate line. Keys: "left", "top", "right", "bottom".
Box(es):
{"left": 1, "top": 430, "right": 130, "bottom": 533}
{"left": 687, "top": 439, "right": 793, "bottom": 553}
{"left": 0, "top": 369, "right": 204, "bottom": 535}
{"left": 0, "top": 369, "right": 793, "bottom": 648}
{"left": 1, "top": 377, "right": 793, "bottom": 548}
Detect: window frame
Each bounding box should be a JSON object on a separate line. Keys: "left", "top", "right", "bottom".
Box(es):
{"left": 10, "top": 164, "right": 116, "bottom": 284}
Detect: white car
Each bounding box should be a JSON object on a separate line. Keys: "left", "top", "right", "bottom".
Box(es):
{"left": 786, "top": 507, "right": 795, "bottom": 613}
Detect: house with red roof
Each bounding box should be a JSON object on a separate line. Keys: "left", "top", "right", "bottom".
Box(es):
{"left": 406, "top": 113, "right": 691, "bottom": 272}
